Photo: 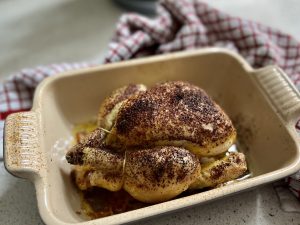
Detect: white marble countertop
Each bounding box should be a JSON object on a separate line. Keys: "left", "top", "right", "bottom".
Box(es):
{"left": 1, "top": 0, "right": 300, "bottom": 224}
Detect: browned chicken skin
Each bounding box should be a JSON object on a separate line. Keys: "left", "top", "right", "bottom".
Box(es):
{"left": 105, "top": 81, "right": 236, "bottom": 156}
{"left": 66, "top": 81, "right": 247, "bottom": 203}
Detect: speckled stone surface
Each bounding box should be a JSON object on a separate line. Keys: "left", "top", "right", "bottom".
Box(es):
{"left": 0, "top": 163, "right": 43, "bottom": 225}
{"left": 1, "top": 0, "right": 300, "bottom": 224}
{"left": 139, "top": 186, "right": 300, "bottom": 225}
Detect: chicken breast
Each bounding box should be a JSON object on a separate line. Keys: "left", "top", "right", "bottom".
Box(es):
{"left": 105, "top": 81, "right": 236, "bottom": 156}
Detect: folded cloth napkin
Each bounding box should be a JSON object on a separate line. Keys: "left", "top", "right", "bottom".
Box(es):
{"left": 0, "top": 0, "right": 299, "bottom": 207}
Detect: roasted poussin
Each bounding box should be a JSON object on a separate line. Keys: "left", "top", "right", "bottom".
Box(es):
{"left": 66, "top": 81, "right": 247, "bottom": 203}
{"left": 105, "top": 81, "right": 236, "bottom": 156}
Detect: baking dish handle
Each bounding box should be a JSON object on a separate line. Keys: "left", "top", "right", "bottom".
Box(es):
{"left": 4, "top": 112, "right": 44, "bottom": 180}
{"left": 252, "top": 65, "right": 300, "bottom": 124}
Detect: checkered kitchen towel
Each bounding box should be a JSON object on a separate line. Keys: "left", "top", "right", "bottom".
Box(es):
{"left": 1, "top": 0, "right": 300, "bottom": 204}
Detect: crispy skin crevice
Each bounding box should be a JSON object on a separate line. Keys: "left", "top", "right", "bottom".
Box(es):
{"left": 189, "top": 152, "right": 247, "bottom": 189}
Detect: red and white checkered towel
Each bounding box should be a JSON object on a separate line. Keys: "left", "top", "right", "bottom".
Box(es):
{"left": 1, "top": 0, "right": 300, "bottom": 205}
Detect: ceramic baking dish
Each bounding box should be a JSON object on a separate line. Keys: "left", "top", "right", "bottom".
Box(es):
{"left": 4, "top": 48, "right": 300, "bottom": 225}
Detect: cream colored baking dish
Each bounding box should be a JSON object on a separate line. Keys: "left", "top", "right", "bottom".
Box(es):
{"left": 4, "top": 48, "right": 300, "bottom": 225}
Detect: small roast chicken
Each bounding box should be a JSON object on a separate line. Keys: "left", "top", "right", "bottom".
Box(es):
{"left": 66, "top": 81, "right": 247, "bottom": 203}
